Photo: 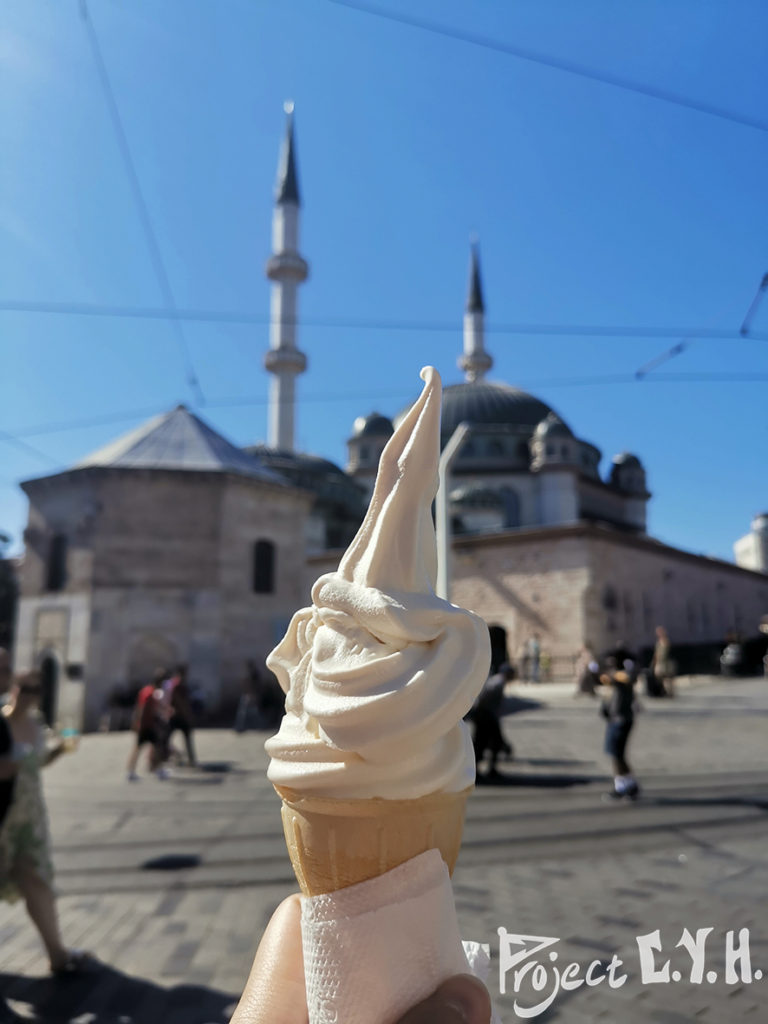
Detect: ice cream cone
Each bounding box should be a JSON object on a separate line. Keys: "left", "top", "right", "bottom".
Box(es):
{"left": 275, "top": 784, "right": 472, "bottom": 896}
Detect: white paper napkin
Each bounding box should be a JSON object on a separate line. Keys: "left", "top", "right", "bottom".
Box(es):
{"left": 300, "top": 849, "right": 497, "bottom": 1024}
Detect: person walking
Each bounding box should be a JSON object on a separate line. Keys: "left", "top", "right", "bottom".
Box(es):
{"left": 126, "top": 669, "right": 170, "bottom": 780}
{"left": 0, "top": 670, "right": 94, "bottom": 975}
{"left": 574, "top": 642, "right": 600, "bottom": 696}
{"left": 527, "top": 634, "right": 541, "bottom": 683}
{"left": 235, "top": 659, "right": 263, "bottom": 733}
{"left": 467, "top": 663, "right": 514, "bottom": 779}
{"left": 651, "top": 626, "right": 675, "bottom": 697}
{"left": 165, "top": 664, "right": 197, "bottom": 767}
{"left": 600, "top": 658, "right": 640, "bottom": 800}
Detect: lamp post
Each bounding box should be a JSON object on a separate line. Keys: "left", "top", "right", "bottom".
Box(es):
{"left": 436, "top": 422, "right": 471, "bottom": 600}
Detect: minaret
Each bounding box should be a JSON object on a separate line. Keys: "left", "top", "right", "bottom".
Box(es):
{"left": 264, "top": 102, "right": 309, "bottom": 451}
{"left": 458, "top": 240, "right": 492, "bottom": 382}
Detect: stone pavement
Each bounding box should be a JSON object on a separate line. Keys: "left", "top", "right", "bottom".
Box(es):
{"left": 0, "top": 675, "right": 766, "bottom": 1022}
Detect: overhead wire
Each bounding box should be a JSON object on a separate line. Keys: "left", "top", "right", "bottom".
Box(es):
{"left": 78, "top": 0, "right": 205, "bottom": 405}
{"left": 2, "top": 299, "right": 767, "bottom": 342}
{"left": 740, "top": 272, "right": 768, "bottom": 336}
{"left": 327, "top": 0, "right": 768, "bottom": 134}
{"left": 635, "top": 341, "right": 688, "bottom": 379}
{"left": 0, "top": 429, "right": 63, "bottom": 468}
{"left": 1, "top": 369, "right": 766, "bottom": 447}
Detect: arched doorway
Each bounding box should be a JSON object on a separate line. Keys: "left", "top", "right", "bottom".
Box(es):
{"left": 39, "top": 654, "right": 58, "bottom": 728}
{"left": 488, "top": 625, "right": 509, "bottom": 675}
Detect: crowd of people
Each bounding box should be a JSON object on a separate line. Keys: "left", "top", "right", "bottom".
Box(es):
{"left": 125, "top": 663, "right": 197, "bottom": 781}
{"left": 466, "top": 626, "right": 684, "bottom": 798}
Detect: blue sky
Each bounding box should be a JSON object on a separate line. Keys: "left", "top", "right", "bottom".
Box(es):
{"left": 1, "top": 0, "right": 766, "bottom": 561}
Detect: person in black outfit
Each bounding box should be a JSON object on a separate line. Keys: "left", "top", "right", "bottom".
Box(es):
{"left": 600, "top": 657, "right": 640, "bottom": 799}
{"left": 166, "top": 664, "right": 197, "bottom": 767}
{"left": 467, "top": 663, "right": 514, "bottom": 779}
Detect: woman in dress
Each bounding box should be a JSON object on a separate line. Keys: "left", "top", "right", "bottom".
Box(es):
{"left": 0, "top": 670, "right": 92, "bottom": 974}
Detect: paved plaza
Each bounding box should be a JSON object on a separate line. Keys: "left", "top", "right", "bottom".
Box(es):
{"left": 1, "top": 675, "right": 767, "bottom": 1023}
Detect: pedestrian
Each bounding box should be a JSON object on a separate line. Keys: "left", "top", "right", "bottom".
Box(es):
{"left": 600, "top": 657, "right": 640, "bottom": 800}
{"left": 235, "top": 659, "right": 263, "bottom": 733}
{"left": 126, "top": 669, "right": 170, "bottom": 780}
{"left": 650, "top": 626, "right": 676, "bottom": 697}
{"left": 165, "top": 664, "right": 197, "bottom": 767}
{"left": 467, "top": 663, "right": 514, "bottom": 779}
{"left": 527, "top": 634, "right": 541, "bottom": 683}
{"left": 0, "top": 670, "right": 95, "bottom": 975}
{"left": 574, "top": 642, "right": 600, "bottom": 696}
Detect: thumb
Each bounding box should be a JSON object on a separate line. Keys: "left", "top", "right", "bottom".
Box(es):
{"left": 396, "top": 974, "right": 492, "bottom": 1024}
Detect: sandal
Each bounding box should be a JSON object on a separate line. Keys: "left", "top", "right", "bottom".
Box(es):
{"left": 51, "top": 949, "right": 98, "bottom": 977}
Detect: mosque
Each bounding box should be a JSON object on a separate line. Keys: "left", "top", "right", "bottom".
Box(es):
{"left": 12, "top": 110, "right": 768, "bottom": 730}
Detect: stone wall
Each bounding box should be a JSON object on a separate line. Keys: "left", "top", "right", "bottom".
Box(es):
{"left": 17, "top": 467, "right": 313, "bottom": 729}
{"left": 451, "top": 530, "right": 590, "bottom": 678}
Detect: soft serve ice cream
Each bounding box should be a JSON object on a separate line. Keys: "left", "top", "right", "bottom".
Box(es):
{"left": 265, "top": 366, "right": 490, "bottom": 801}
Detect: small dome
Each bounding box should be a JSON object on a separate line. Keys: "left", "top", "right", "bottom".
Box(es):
{"left": 351, "top": 412, "right": 394, "bottom": 439}
{"left": 612, "top": 452, "right": 643, "bottom": 468}
{"left": 534, "top": 412, "right": 573, "bottom": 440}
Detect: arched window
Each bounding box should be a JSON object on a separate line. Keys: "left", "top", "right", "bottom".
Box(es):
{"left": 602, "top": 585, "right": 618, "bottom": 611}
{"left": 252, "top": 540, "right": 275, "bottom": 594}
{"left": 46, "top": 534, "right": 67, "bottom": 592}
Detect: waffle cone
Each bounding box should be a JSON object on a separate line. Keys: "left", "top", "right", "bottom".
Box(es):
{"left": 274, "top": 784, "right": 472, "bottom": 896}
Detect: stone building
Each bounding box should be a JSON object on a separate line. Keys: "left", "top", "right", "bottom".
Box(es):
{"left": 11, "top": 107, "right": 768, "bottom": 727}
{"left": 14, "top": 406, "right": 311, "bottom": 730}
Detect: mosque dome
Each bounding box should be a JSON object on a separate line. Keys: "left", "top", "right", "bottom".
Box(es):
{"left": 399, "top": 374, "right": 569, "bottom": 442}
{"left": 350, "top": 412, "right": 394, "bottom": 439}
{"left": 439, "top": 381, "right": 563, "bottom": 439}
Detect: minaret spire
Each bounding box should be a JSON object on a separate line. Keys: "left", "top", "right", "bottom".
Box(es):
{"left": 458, "top": 239, "right": 492, "bottom": 382}
{"left": 264, "top": 101, "right": 309, "bottom": 451}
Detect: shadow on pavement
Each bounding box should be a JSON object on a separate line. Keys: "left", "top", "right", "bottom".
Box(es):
{"left": 499, "top": 696, "right": 545, "bottom": 715}
{"left": 0, "top": 966, "right": 238, "bottom": 1023}
{"left": 520, "top": 758, "right": 594, "bottom": 767}
{"left": 650, "top": 795, "right": 768, "bottom": 811}
{"left": 476, "top": 771, "right": 601, "bottom": 788}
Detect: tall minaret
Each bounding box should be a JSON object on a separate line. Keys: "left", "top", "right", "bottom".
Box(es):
{"left": 458, "top": 240, "right": 492, "bottom": 382}
{"left": 264, "top": 102, "right": 309, "bottom": 451}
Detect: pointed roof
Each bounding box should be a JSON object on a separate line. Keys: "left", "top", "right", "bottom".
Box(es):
{"left": 74, "top": 406, "right": 285, "bottom": 482}
{"left": 466, "top": 242, "right": 484, "bottom": 314}
{"left": 275, "top": 102, "right": 300, "bottom": 205}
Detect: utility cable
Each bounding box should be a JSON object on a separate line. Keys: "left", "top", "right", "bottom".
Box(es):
{"left": 2, "top": 299, "right": 767, "bottom": 342}
{"left": 4, "top": 370, "right": 767, "bottom": 444}
{"left": 740, "top": 272, "right": 768, "bottom": 336}
{"left": 327, "top": 0, "right": 768, "bottom": 134}
{"left": 0, "top": 429, "right": 63, "bottom": 468}
{"left": 78, "top": 0, "right": 205, "bottom": 405}
{"left": 635, "top": 341, "right": 688, "bottom": 379}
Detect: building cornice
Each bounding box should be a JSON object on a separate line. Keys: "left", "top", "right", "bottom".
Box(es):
{"left": 452, "top": 521, "right": 768, "bottom": 583}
